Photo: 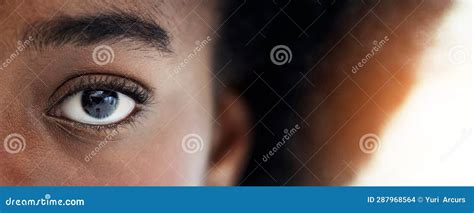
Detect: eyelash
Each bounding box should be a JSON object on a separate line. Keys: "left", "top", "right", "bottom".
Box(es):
{"left": 63, "top": 75, "right": 151, "bottom": 105}
{"left": 47, "top": 74, "right": 153, "bottom": 134}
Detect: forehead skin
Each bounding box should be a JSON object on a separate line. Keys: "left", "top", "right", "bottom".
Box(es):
{"left": 0, "top": 0, "right": 217, "bottom": 185}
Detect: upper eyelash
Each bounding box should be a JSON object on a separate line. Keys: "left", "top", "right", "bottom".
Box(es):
{"left": 45, "top": 73, "right": 153, "bottom": 136}
{"left": 61, "top": 74, "right": 152, "bottom": 105}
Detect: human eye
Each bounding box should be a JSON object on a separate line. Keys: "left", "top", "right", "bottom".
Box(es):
{"left": 47, "top": 73, "right": 152, "bottom": 131}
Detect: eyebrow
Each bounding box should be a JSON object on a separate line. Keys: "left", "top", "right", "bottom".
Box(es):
{"left": 24, "top": 12, "right": 172, "bottom": 53}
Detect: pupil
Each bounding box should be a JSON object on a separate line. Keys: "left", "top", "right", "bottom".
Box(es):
{"left": 81, "top": 90, "right": 119, "bottom": 119}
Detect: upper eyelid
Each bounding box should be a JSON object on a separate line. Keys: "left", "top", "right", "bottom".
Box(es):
{"left": 43, "top": 72, "right": 154, "bottom": 140}
{"left": 50, "top": 71, "right": 153, "bottom": 96}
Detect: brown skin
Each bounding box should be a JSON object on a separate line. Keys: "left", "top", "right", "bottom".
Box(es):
{"left": 0, "top": 0, "right": 250, "bottom": 186}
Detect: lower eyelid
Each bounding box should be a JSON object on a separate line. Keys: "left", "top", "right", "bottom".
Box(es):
{"left": 45, "top": 73, "right": 152, "bottom": 142}
{"left": 44, "top": 115, "right": 127, "bottom": 143}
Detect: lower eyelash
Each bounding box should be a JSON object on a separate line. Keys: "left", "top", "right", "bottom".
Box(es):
{"left": 46, "top": 73, "right": 153, "bottom": 138}
{"left": 46, "top": 106, "right": 147, "bottom": 142}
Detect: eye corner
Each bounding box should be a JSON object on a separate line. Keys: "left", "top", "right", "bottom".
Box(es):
{"left": 46, "top": 74, "right": 151, "bottom": 130}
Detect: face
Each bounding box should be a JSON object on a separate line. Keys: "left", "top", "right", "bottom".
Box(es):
{"left": 0, "top": 0, "right": 249, "bottom": 186}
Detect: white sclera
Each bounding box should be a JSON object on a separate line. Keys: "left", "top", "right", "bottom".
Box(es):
{"left": 60, "top": 91, "right": 135, "bottom": 125}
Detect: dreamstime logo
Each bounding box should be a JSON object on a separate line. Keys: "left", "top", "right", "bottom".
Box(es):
{"left": 262, "top": 124, "right": 300, "bottom": 162}
{"left": 270, "top": 45, "right": 292, "bottom": 65}
{"left": 92, "top": 45, "right": 115, "bottom": 66}
{"left": 84, "top": 129, "right": 118, "bottom": 162}
{"left": 181, "top": 133, "right": 204, "bottom": 154}
{"left": 173, "top": 36, "right": 212, "bottom": 75}
{"left": 0, "top": 36, "right": 34, "bottom": 72}
{"left": 359, "top": 133, "right": 380, "bottom": 154}
{"left": 3, "top": 133, "right": 26, "bottom": 154}
{"left": 351, "top": 36, "right": 389, "bottom": 74}
{"left": 5, "top": 193, "right": 85, "bottom": 206}
{"left": 448, "top": 45, "right": 468, "bottom": 65}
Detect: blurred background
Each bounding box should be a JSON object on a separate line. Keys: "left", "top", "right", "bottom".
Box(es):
{"left": 216, "top": 0, "right": 473, "bottom": 186}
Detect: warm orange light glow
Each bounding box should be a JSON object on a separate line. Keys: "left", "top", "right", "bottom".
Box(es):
{"left": 352, "top": 0, "right": 473, "bottom": 185}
